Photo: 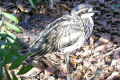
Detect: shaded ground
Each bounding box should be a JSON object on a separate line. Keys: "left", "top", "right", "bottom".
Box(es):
{"left": 1, "top": 0, "right": 120, "bottom": 80}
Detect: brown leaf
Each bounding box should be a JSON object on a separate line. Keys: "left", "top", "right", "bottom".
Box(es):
{"left": 98, "top": 34, "right": 111, "bottom": 43}
{"left": 50, "top": 55, "right": 61, "bottom": 62}
{"left": 43, "top": 58, "right": 54, "bottom": 68}
{"left": 112, "top": 18, "right": 120, "bottom": 22}
{"left": 18, "top": 4, "right": 24, "bottom": 12}
{"left": 76, "top": 71, "right": 82, "bottom": 80}
{"left": 113, "top": 51, "right": 120, "bottom": 59}
{"left": 58, "top": 77, "right": 66, "bottom": 80}
{"left": 96, "top": 20, "right": 107, "bottom": 26}
{"left": 59, "top": 4, "right": 71, "bottom": 11}
{"left": 70, "top": 58, "right": 78, "bottom": 68}
{"left": 94, "top": 45, "right": 106, "bottom": 52}
{"left": 94, "top": 42, "right": 113, "bottom": 52}
{"left": 32, "top": 60, "right": 46, "bottom": 70}
{"left": 90, "top": 35, "right": 95, "bottom": 46}
{"left": 106, "top": 72, "right": 119, "bottom": 80}
{"left": 53, "top": 10, "right": 62, "bottom": 18}
{"left": 48, "top": 76, "right": 55, "bottom": 80}
{"left": 44, "top": 68, "right": 56, "bottom": 76}
{"left": 83, "top": 60, "right": 91, "bottom": 68}
{"left": 59, "top": 63, "right": 67, "bottom": 74}
{"left": 58, "top": 70, "right": 66, "bottom": 77}
{"left": 60, "top": 54, "right": 65, "bottom": 60}
{"left": 114, "top": 37, "right": 120, "bottom": 43}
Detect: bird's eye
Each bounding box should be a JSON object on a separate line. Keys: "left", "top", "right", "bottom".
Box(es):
{"left": 83, "top": 9, "right": 87, "bottom": 13}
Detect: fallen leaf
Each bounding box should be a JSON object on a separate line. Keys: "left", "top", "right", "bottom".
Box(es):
{"left": 45, "top": 68, "right": 56, "bottom": 76}
{"left": 90, "top": 35, "right": 95, "bottom": 46}
{"left": 106, "top": 71, "right": 119, "bottom": 80}
{"left": 58, "top": 77, "right": 66, "bottom": 80}
{"left": 59, "top": 4, "right": 71, "bottom": 11}
{"left": 32, "top": 60, "right": 46, "bottom": 70}
{"left": 112, "top": 17, "right": 120, "bottom": 22}
{"left": 18, "top": 4, "right": 24, "bottom": 12}
{"left": 94, "top": 42, "right": 113, "bottom": 52}
{"left": 96, "top": 20, "right": 107, "bottom": 26}
{"left": 113, "top": 50, "right": 120, "bottom": 59}
{"left": 98, "top": 33, "right": 111, "bottom": 43}
{"left": 43, "top": 58, "right": 54, "bottom": 68}
{"left": 48, "top": 76, "right": 55, "bottom": 80}
{"left": 76, "top": 70, "right": 82, "bottom": 80}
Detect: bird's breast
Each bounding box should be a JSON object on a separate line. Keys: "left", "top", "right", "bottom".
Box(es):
{"left": 57, "top": 32, "right": 82, "bottom": 48}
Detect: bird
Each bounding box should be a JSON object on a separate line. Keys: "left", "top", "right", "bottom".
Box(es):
{"left": 28, "top": 4, "right": 98, "bottom": 80}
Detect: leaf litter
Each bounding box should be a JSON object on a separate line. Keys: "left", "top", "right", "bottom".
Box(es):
{"left": 1, "top": 0, "right": 120, "bottom": 80}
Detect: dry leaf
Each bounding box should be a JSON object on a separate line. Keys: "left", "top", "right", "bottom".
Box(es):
{"left": 48, "top": 76, "right": 55, "bottom": 80}
{"left": 114, "top": 37, "right": 120, "bottom": 43}
{"left": 96, "top": 20, "right": 107, "bottom": 26}
{"left": 90, "top": 35, "right": 95, "bottom": 46}
{"left": 94, "top": 42, "right": 113, "bottom": 52}
{"left": 98, "top": 34, "right": 111, "bottom": 43}
{"left": 106, "top": 72, "right": 119, "bottom": 80}
{"left": 43, "top": 58, "right": 54, "bottom": 68}
{"left": 113, "top": 50, "right": 120, "bottom": 59}
{"left": 45, "top": 68, "right": 56, "bottom": 76}
{"left": 112, "top": 18, "right": 120, "bottom": 22}
{"left": 76, "top": 71, "right": 82, "bottom": 80}
{"left": 58, "top": 77, "right": 66, "bottom": 80}
{"left": 32, "top": 60, "right": 46, "bottom": 70}
{"left": 59, "top": 4, "right": 71, "bottom": 11}
{"left": 18, "top": 4, "right": 24, "bottom": 12}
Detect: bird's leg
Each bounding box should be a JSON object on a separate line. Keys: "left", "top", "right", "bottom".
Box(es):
{"left": 64, "top": 52, "right": 71, "bottom": 80}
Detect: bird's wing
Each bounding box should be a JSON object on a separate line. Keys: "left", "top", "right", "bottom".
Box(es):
{"left": 46, "top": 16, "right": 84, "bottom": 50}
{"left": 28, "top": 15, "right": 72, "bottom": 54}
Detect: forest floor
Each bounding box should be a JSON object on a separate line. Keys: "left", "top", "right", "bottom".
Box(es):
{"left": 1, "top": 0, "right": 120, "bottom": 80}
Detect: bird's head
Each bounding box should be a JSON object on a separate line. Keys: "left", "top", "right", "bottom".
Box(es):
{"left": 71, "top": 4, "right": 99, "bottom": 18}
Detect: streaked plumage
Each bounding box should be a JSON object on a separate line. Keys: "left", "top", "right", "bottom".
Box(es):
{"left": 29, "top": 4, "right": 96, "bottom": 80}
{"left": 30, "top": 4, "right": 94, "bottom": 57}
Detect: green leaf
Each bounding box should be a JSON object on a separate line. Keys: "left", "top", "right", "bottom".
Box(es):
{"left": 4, "top": 67, "right": 12, "bottom": 80}
{"left": 0, "top": 58, "right": 3, "bottom": 77}
{"left": 0, "top": 47, "right": 8, "bottom": 58}
{"left": 0, "top": 75, "right": 2, "bottom": 80}
{"left": 0, "top": 28, "right": 5, "bottom": 40}
{"left": 12, "top": 72, "right": 18, "bottom": 80}
{"left": 0, "top": 26, "right": 5, "bottom": 39}
{"left": 20, "top": 77, "right": 24, "bottom": 80}
{"left": 17, "top": 65, "right": 34, "bottom": 75}
{"left": 28, "top": 0, "right": 36, "bottom": 9}
{"left": 3, "top": 52, "right": 15, "bottom": 66}
{"left": 0, "top": 34, "right": 11, "bottom": 38}
{"left": 9, "top": 54, "right": 30, "bottom": 70}
{"left": 7, "top": 37, "right": 15, "bottom": 43}
{"left": 5, "top": 29, "right": 17, "bottom": 39}
{"left": 11, "top": 42, "right": 22, "bottom": 49}
{"left": 0, "top": 40, "right": 9, "bottom": 45}
{"left": 4, "top": 21, "right": 21, "bottom": 33}
{"left": 2, "top": 12, "right": 18, "bottom": 23}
